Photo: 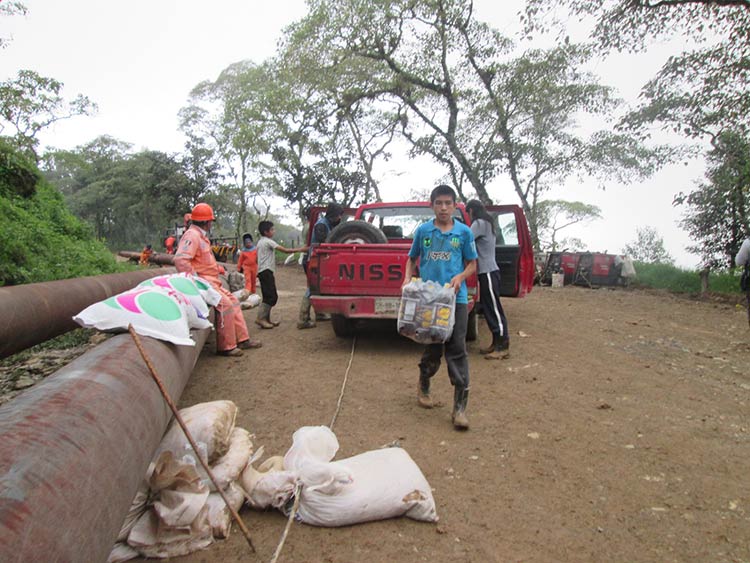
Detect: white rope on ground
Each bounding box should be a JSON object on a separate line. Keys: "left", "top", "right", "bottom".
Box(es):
{"left": 329, "top": 335, "right": 357, "bottom": 431}
{"left": 268, "top": 335, "right": 358, "bottom": 563}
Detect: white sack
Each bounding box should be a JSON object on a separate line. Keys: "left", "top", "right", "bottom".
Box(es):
{"left": 206, "top": 482, "right": 245, "bottom": 538}
{"left": 192, "top": 276, "right": 222, "bottom": 307}
{"left": 203, "top": 427, "right": 254, "bottom": 492}
{"left": 137, "top": 273, "right": 214, "bottom": 329}
{"left": 116, "top": 479, "right": 150, "bottom": 542}
{"left": 107, "top": 542, "right": 139, "bottom": 563}
{"left": 283, "top": 253, "right": 297, "bottom": 265}
{"left": 232, "top": 288, "right": 250, "bottom": 301}
{"left": 240, "top": 456, "right": 297, "bottom": 510}
{"left": 295, "top": 447, "right": 438, "bottom": 527}
{"left": 246, "top": 293, "right": 261, "bottom": 307}
{"left": 153, "top": 401, "right": 238, "bottom": 472}
{"left": 153, "top": 488, "right": 210, "bottom": 528}
{"left": 127, "top": 507, "right": 213, "bottom": 559}
{"left": 148, "top": 451, "right": 205, "bottom": 494}
{"left": 73, "top": 286, "right": 195, "bottom": 346}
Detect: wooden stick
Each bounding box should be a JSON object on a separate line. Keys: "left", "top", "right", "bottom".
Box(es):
{"left": 128, "top": 325, "right": 256, "bottom": 554}
{"left": 269, "top": 483, "right": 302, "bottom": 563}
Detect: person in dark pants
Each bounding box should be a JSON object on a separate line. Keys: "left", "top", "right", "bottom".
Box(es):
{"left": 255, "top": 220, "right": 308, "bottom": 329}
{"left": 402, "top": 185, "right": 477, "bottom": 430}
{"left": 466, "top": 199, "right": 510, "bottom": 360}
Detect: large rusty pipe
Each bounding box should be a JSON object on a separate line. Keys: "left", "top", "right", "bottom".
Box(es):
{"left": 118, "top": 251, "right": 176, "bottom": 266}
{"left": 0, "top": 267, "right": 174, "bottom": 359}
{"left": 0, "top": 327, "right": 209, "bottom": 563}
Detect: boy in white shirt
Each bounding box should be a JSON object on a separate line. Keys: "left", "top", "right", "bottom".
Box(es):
{"left": 255, "top": 220, "right": 308, "bottom": 329}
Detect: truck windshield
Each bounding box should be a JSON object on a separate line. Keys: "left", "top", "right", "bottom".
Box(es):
{"left": 359, "top": 206, "right": 466, "bottom": 240}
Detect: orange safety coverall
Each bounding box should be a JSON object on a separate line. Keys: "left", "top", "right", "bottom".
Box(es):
{"left": 236, "top": 248, "right": 258, "bottom": 293}
{"left": 173, "top": 225, "right": 249, "bottom": 352}
{"left": 139, "top": 247, "right": 153, "bottom": 265}
{"left": 165, "top": 236, "right": 176, "bottom": 254}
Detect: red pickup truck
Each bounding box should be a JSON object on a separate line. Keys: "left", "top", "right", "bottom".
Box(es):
{"left": 306, "top": 201, "right": 534, "bottom": 338}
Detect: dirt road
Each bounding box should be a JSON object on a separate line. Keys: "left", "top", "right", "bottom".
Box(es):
{"left": 153, "top": 265, "right": 749, "bottom": 563}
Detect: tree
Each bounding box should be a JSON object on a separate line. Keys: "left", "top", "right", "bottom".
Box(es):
{"left": 284, "top": 0, "right": 669, "bottom": 248}
{"left": 536, "top": 199, "right": 601, "bottom": 252}
{"left": 0, "top": 70, "right": 97, "bottom": 160}
{"left": 0, "top": 1, "right": 27, "bottom": 50}
{"left": 675, "top": 131, "right": 750, "bottom": 269}
{"left": 623, "top": 226, "right": 674, "bottom": 264}
{"left": 523, "top": 0, "right": 750, "bottom": 139}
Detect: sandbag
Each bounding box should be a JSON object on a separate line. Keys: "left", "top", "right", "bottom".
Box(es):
{"left": 127, "top": 507, "right": 213, "bottom": 559}
{"left": 73, "top": 286, "right": 195, "bottom": 346}
{"left": 295, "top": 447, "right": 438, "bottom": 527}
{"left": 206, "top": 483, "right": 245, "bottom": 538}
{"left": 244, "top": 426, "right": 438, "bottom": 527}
{"left": 153, "top": 401, "right": 238, "bottom": 472}
{"left": 107, "top": 542, "right": 139, "bottom": 563}
{"left": 202, "top": 427, "right": 254, "bottom": 492}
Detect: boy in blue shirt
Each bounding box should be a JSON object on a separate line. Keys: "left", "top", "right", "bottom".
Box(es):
{"left": 402, "top": 185, "right": 478, "bottom": 430}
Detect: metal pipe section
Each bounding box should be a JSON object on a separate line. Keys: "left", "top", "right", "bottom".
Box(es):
{"left": 118, "top": 251, "right": 176, "bottom": 266}
{"left": 0, "top": 267, "right": 174, "bottom": 360}
{"left": 0, "top": 328, "right": 209, "bottom": 563}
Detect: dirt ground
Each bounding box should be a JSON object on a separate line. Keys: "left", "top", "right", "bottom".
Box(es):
{"left": 159, "top": 265, "right": 748, "bottom": 563}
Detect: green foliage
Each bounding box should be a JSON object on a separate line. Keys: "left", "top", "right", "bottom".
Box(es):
{"left": 675, "top": 131, "right": 750, "bottom": 268}
{"left": 623, "top": 226, "right": 674, "bottom": 264}
{"left": 0, "top": 70, "right": 97, "bottom": 159}
{"left": 632, "top": 261, "right": 742, "bottom": 294}
{"left": 0, "top": 141, "right": 120, "bottom": 286}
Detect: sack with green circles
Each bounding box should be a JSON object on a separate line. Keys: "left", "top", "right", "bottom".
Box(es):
{"left": 138, "top": 274, "right": 218, "bottom": 329}
{"left": 73, "top": 286, "right": 196, "bottom": 346}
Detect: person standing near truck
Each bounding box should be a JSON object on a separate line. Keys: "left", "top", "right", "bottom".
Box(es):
{"left": 298, "top": 202, "right": 344, "bottom": 329}
{"left": 402, "top": 185, "right": 477, "bottom": 430}
{"left": 466, "top": 199, "right": 510, "bottom": 360}
{"left": 174, "top": 202, "right": 262, "bottom": 357}
{"left": 256, "top": 220, "right": 308, "bottom": 329}
{"left": 237, "top": 233, "right": 258, "bottom": 294}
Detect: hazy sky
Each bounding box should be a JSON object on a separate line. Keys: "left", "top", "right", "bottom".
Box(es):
{"left": 1, "top": 0, "right": 705, "bottom": 267}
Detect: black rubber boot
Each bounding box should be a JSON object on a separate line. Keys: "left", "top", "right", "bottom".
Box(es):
{"left": 452, "top": 387, "right": 469, "bottom": 430}
{"left": 417, "top": 375, "right": 433, "bottom": 408}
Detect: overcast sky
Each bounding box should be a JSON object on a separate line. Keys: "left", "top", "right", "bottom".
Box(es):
{"left": 1, "top": 0, "right": 705, "bottom": 267}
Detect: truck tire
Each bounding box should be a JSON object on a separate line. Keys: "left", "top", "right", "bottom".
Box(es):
{"left": 466, "top": 309, "right": 478, "bottom": 342}
{"left": 331, "top": 314, "right": 355, "bottom": 337}
{"left": 326, "top": 220, "right": 388, "bottom": 244}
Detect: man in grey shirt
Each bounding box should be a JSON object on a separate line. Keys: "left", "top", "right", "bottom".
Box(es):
{"left": 466, "top": 200, "right": 510, "bottom": 360}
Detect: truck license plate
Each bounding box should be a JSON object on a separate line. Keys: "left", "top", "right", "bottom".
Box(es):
{"left": 374, "top": 298, "right": 400, "bottom": 314}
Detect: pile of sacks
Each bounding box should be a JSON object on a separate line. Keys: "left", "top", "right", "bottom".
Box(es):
{"left": 241, "top": 426, "right": 438, "bottom": 527}
{"left": 109, "top": 401, "right": 254, "bottom": 562}
{"left": 226, "top": 270, "right": 261, "bottom": 310}
{"left": 73, "top": 273, "right": 222, "bottom": 346}
{"left": 110, "top": 410, "right": 438, "bottom": 561}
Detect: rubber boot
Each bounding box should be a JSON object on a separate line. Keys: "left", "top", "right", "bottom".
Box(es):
{"left": 480, "top": 332, "right": 500, "bottom": 355}
{"left": 417, "top": 376, "right": 433, "bottom": 409}
{"left": 452, "top": 387, "right": 469, "bottom": 430}
{"left": 255, "top": 303, "right": 274, "bottom": 329}
{"left": 297, "top": 295, "right": 316, "bottom": 329}
{"left": 485, "top": 336, "right": 510, "bottom": 360}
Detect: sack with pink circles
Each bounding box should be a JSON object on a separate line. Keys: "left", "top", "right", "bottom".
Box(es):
{"left": 73, "top": 286, "right": 197, "bottom": 346}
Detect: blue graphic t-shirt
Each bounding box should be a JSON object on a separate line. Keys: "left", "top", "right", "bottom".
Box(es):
{"left": 408, "top": 219, "right": 477, "bottom": 304}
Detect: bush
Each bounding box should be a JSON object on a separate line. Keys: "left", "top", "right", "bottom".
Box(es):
{"left": 0, "top": 141, "right": 122, "bottom": 286}
{"left": 632, "top": 261, "right": 743, "bottom": 295}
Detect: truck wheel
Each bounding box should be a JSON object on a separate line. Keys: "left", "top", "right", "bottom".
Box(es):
{"left": 466, "top": 309, "right": 478, "bottom": 342}
{"left": 326, "top": 220, "right": 388, "bottom": 244}
{"left": 331, "top": 314, "right": 355, "bottom": 337}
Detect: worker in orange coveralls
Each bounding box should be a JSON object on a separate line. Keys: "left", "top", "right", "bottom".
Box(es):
{"left": 139, "top": 244, "right": 153, "bottom": 266}
{"left": 236, "top": 232, "right": 258, "bottom": 293}
{"left": 174, "top": 203, "right": 262, "bottom": 357}
{"left": 164, "top": 235, "right": 176, "bottom": 254}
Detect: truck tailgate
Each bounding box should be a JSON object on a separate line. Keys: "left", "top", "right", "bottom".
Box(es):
{"left": 311, "top": 243, "right": 411, "bottom": 296}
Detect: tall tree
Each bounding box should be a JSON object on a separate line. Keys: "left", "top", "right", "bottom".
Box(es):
{"left": 675, "top": 131, "right": 750, "bottom": 268}
{"left": 536, "top": 199, "right": 601, "bottom": 252}
{"left": 0, "top": 70, "right": 97, "bottom": 160}
{"left": 285, "top": 0, "right": 668, "bottom": 247}
{"left": 623, "top": 226, "right": 675, "bottom": 264}
{"left": 523, "top": 0, "right": 750, "bottom": 139}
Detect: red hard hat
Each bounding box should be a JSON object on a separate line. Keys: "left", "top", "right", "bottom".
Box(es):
{"left": 191, "top": 203, "right": 215, "bottom": 222}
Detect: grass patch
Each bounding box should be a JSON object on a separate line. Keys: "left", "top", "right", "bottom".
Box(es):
{"left": 632, "top": 262, "right": 744, "bottom": 295}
